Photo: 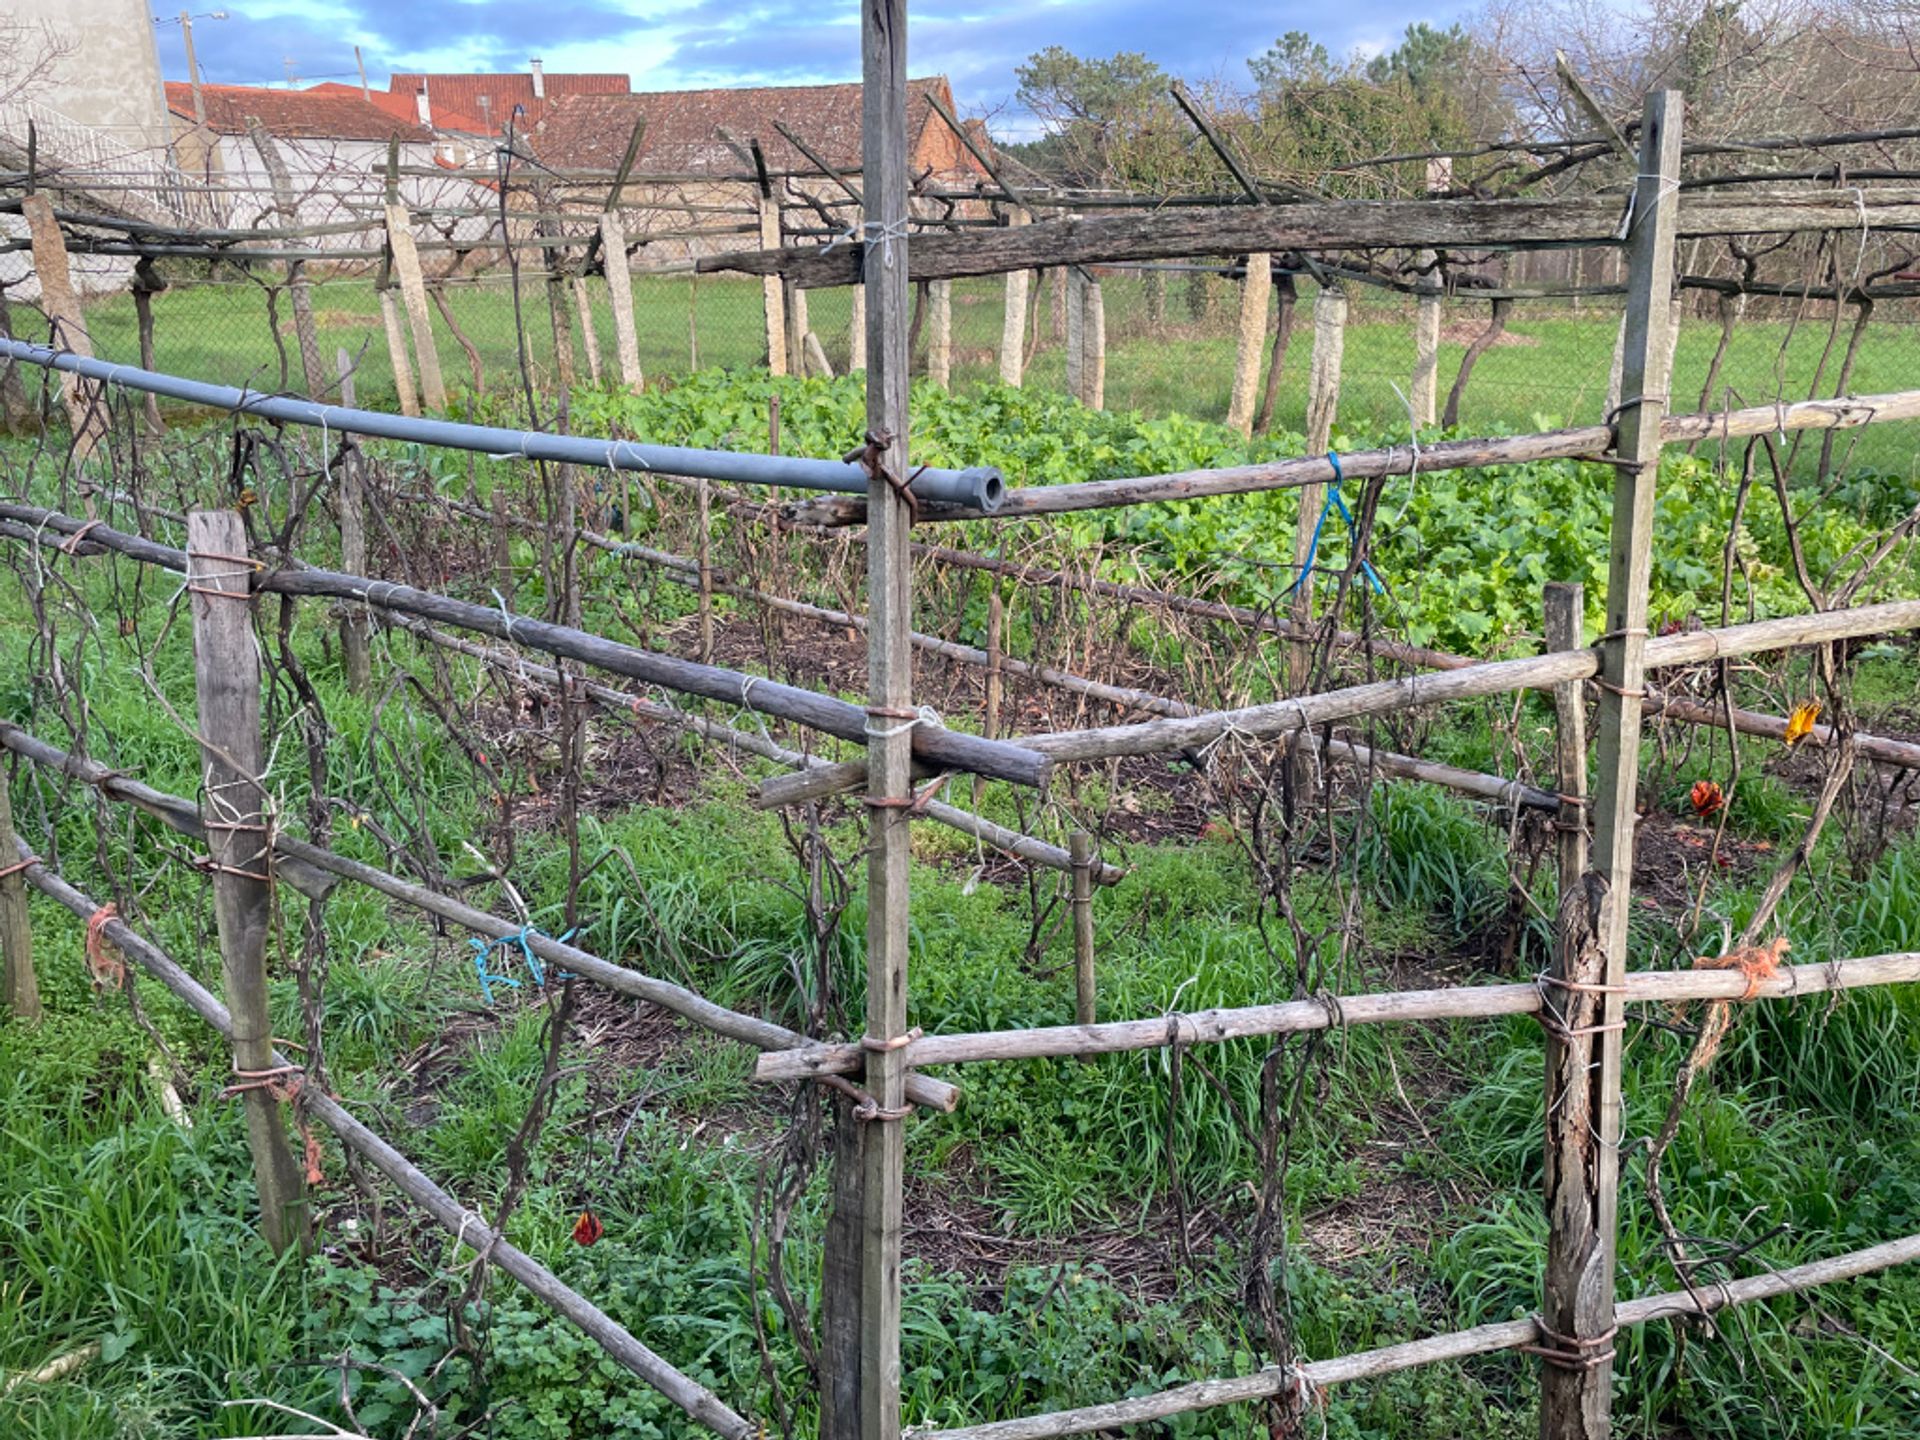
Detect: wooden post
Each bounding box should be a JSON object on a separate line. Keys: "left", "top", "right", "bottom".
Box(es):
{"left": 1289, "top": 282, "right": 1350, "bottom": 683}
{"left": 1049, "top": 264, "right": 1068, "bottom": 341}
{"left": 928, "top": 279, "right": 952, "bottom": 390}
{"left": 758, "top": 189, "right": 788, "bottom": 375}
{"left": 821, "top": 1092, "right": 865, "bottom": 1440}
{"left": 857, "top": 7, "right": 913, "bottom": 1440}
{"left": 697, "top": 478, "right": 714, "bottom": 664}
{"left": 335, "top": 349, "right": 371, "bottom": 696}
{"left": 984, "top": 586, "right": 1004, "bottom": 741}
{"left": 1070, "top": 831, "right": 1095, "bottom": 1026}
{"left": 1546, "top": 91, "right": 1682, "bottom": 1440}
{"left": 545, "top": 246, "right": 578, "bottom": 391}
{"left": 999, "top": 213, "right": 1030, "bottom": 385}
{"left": 1411, "top": 158, "right": 1451, "bottom": 429}
{"left": 1226, "top": 253, "right": 1272, "bottom": 435}
{"left": 0, "top": 769, "right": 38, "bottom": 1023}
{"left": 1065, "top": 267, "right": 1086, "bottom": 403}
{"left": 247, "top": 121, "right": 325, "bottom": 400}
{"left": 599, "top": 212, "right": 643, "bottom": 391}
{"left": 849, "top": 284, "right": 868, "bottom": 374}
{"left": 1538, "top": 577, "right": 1598, "bottom": 1437}
{"left": 377, "top": 285, "right": 419, "bottom": 416}
{"left": 188, "top": 511, "right": 309, "bottom": 1255}
{"left": 385, "top": 205, "right": 447, "bottom": 410}
{"left": 1252, "top": 273, "right": 1297, "bottom": 437}
{"left": 1304, "top": 283, "right": 1348, "bottom": 454}
{"left": 131, "top": 258, "right": 167, "bottom": 435}
{"left": 789, "top": 282, "right": 812, "bottom": 376}
{"left": 572, "top": 275, "right": 603, "bottom": 385}
{"left": 0, "top": 288, "right": 36, "bottom": 435}
{"left": 21, "top": 194, "right": 106, "bottom": 459}
{"left": 1084, "top": 277, "right": 1105, "bottom": 411}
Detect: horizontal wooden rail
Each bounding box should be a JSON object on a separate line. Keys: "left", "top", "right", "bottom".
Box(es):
{"left": 0, "top": 721, "right": 958, "bottom": 1112}
{"left": 755, "top": 952, "right": 1920, "bottom": 1080}
{"left": 925, "top": 1225, "right": 1920, "bottom": 1440}
{"left": 383, "top": 613, "right": 1124, "bottom": 887}
{"left": 698, "top": 186, "right": 1920, "bottom": 288}
{"left": 784, "top": 389, "right": 1920, "bottom": 526}
{"left": 0, "top": 505, "right": 1047, "bottom": 789}
{"left": 15, "top": 846, "right": 757, "bottom": 1440}
{"left": 1013, "top": 599, "right": 1920, "bottom": 764}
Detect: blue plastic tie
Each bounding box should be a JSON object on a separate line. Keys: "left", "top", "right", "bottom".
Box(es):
{"left": 1283, "top": 452, "right": 1384, "bottom": 597}
{"left": 469, "top": 924, "right": 580, "bottom": 1004}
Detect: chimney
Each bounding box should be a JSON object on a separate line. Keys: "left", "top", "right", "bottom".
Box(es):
{"left": 529, "top": 58, "right": 545, "bottom": 100}
{"left": 415, "top": 85, "right": 432, "bottom": 126}
{"left": 477, "top": 94, "right": 493, "bottom": 133}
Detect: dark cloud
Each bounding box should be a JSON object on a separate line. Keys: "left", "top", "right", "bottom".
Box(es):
{"left": 152, "top": 0, "right": 1460, "bottom": 119}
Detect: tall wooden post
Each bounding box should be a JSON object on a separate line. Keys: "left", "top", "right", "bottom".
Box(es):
{"left": 1542, "top": 91, "right": 1682, "bottom": 1440}
{"left": 927, "top": 279, "right": 951, "bottom": 390}
{"left": 1411, "top": 158, "right": 1451, "bottom": 429}
{"left": 1070, "top": 831, "right": 1096, "bottom": 1025}
{"left": 1084, "top": 277, "right": 1105, "bottom": 411}
{"left": 572, "top": 274, "right": 603, "bottom": 385}
{"left": 788, "top": 282, "right": 813, "bottom": 376}
{"left": 247, "top": 121, "right": 325, "bottom": 400}
{"left": 21, "top": 195, "right": 106, "bottom": 460}
{"left": 1065, "top": 266, "right": 1086, "bottom": 403}
{"left": 385, "top": 205, "right": 446, "bottom": 410}
{"left": 131, "top": 258, "right": 167, "bottom": 435}
{"left": 758, "top": 188, "right": 788, "bottom": 375}
{"left": 998, "top": 213, "right": 1030, "bottom": 386}
{"left": 1226, "top": 253, "right": 1272, "bottom": 436}
{"left": 858, "top": 6, "right": 913, "bottom": 1440}
{"left": 188, "top": 511, "right": 309, "bottom": 1254}
{"left": 377, "top": 284, "right": 419, "bottom": 416}
{"left": 599, "top": 212, "right": 644, "bottom": 391}
{"left": 1289, "top": 283, "right": 1349, "bottom": 686}
{"left": 335, "top": 350, "right": 371, "bottom": 695}
{"left": 0, "top": 771, "right": 38, "bottom": 1023}
{"left": 849, "top": 284, "right": 868, "bottom": 374}
{"left": 697, "top": 478, "right": 715, "bottom": 664}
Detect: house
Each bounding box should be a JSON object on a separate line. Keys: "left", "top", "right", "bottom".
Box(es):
{"left": 522, "top": 77, "right": 994, "bottom": 259}
{"left": 164, "top": 84, "right": 487, "bottom": 245}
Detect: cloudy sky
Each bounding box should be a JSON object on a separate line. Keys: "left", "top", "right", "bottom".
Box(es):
{"left": 150, "top": 0, "right": 1473, "bottom": 131}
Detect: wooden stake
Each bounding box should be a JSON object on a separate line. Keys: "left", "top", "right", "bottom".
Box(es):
{"left": 1412, "top": 289, "right": 1441, "bottom": 428}
{"left": 335, "top": 350, "right": 371, "bottom": 695}
{"left": 1065, "top": 267, "right": 1086, "bottom": 403}
{"left": 759, "top": 189, "right": 788, "bottom": 375}
{"left": 187, "top": 510, "right": 309, "bottom": 1254}
{"left": 0, "top": 288, "right": 36, "bottom": 435}
{"left": 1070, "top": 831, "right": 1095, "bottom": 1026}
{"left": 1577, "top": 89, "right": 1683, "bottom": 1438}
{"left": 599, "top": 212, "right": 644, "bottom": 391}
{"left": 858, "top": 7, "right": 913, "bottom": 1438}
{"left": 789, "top": 282, "right": 812, "bottom": 375}
{"left": 0, "top": 767, "right": 38, "bottom": 1022}
{"left": 246, "top": 122, "right": 325, "bottom": 400}
{"left": 999, "top": 212, "right": 1030, "bottom": 385}
{"left": 1084, "top": 277, "right": 1105, "bottom": 410}
{"left": 572, "top": 274, "right": 603, "bottom": 385}
{"left": 1539, "top": 579, "right": 1598, "bottom": 1440}
{"left": 131, "top": 258, "right": 167, "bottom": 434}
{"left": 928, "top": 279, "right": 951, "bottom": 390}
{"left": 1226, "top": 253, "right": 1272, "bottom": 435}
{"left": 21, "top": 194, "right": 106, "bottom": 459}
{"left": 697, "top": 478, "right": 714, "bottom": 664}
{"left": 849, "top": 283, "right": 868, "bottom": 373}
{"left": 385, "top": 204, "right": 446, "bottom": 410}
{"left": 377, "top": 285, "right": 419, "bottom": 416}
{"left": 1303, "top": 283, "right": 1347, "bottom": 454}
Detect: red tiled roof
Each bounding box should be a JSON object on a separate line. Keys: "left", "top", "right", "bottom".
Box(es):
{"left": 306, "top": 82, "right": 491, "bottom": 137}
{"left": 165, "top": 82, "right": 433, "bottom": 143}
{"left": 525, "top": 76, "right": 985, "bottom": 179}
{"left": 386, "top": 72, "right": 629, "bottom": 133}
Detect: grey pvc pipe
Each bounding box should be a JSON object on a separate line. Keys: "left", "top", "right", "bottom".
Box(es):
{"left": 0, "top": 338, "right": 1006, "bottom": 511}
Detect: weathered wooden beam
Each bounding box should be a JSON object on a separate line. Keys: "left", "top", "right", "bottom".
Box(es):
{"left": 696, "top": 187, "right": 1920, "bottom": 288}
{"left": 188, "top": 511, "right": 309, "bottom": 1254}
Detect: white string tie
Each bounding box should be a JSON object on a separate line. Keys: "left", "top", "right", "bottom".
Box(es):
{"left": 864, "top": 703, "right": 941, "bottom": 739}
{"left": 1617, "top": 173, "right": 1682, "bottom": 241}
{"left": 490, "top": 588, "right": 519, "bottom": 642}
{"left": 825, "top": 216, "right": 911, "bottom": 270}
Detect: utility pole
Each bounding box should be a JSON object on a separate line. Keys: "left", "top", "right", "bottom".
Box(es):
{"left": 181, "top": 12, "right": 207, "bottom": 128}
{"left": 355, "top": 46, "right": 372, "bottom": 102}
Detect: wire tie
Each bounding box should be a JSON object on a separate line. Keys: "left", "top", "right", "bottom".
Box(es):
{"left": 0, "top": 855, "right": 40, "bottom": 879}
{"left": 860, "top": 1026, "right": 923, "bottom": 1054}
